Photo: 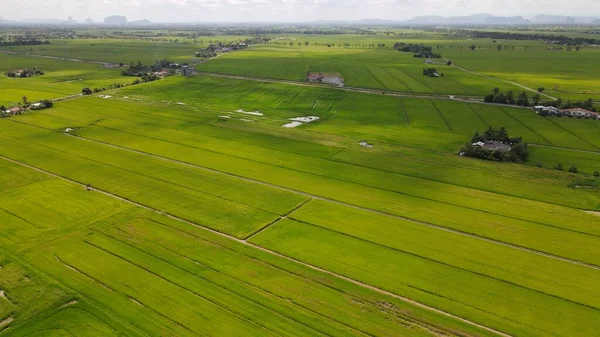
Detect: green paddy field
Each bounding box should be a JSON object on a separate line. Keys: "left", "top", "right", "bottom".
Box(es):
{"left": 1, "top": 27, "right": 600, "bottom": 337}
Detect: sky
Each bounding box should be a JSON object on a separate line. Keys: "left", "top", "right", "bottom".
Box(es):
{"left": 2, "top": 0, "right": 599, "bottom": 22}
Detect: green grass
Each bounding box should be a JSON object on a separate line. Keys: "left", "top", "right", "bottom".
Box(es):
{"left": 0, "top": 158, "right": 496, "bottom": 337}
{"left": 2, "top": 30, "right": 600, "bottom": 337}
{"left": 197, "top": 45, "right": 526, "bottom": 95}
{"left": 249, "top": 217, "right": 600, "bottom": 337}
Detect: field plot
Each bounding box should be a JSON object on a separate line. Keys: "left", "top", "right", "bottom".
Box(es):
{"left": 443, "top": 48, "right": 600, "bottom": 101}
{"left": 250, "top": 200, "right": 600, "bottom": 337}
{"left": 2, "top": 29, "right": 600, "bottom": 337}
{"left": 10, "top": 98, "right": 600, "bottom": 267}
{"left": 0, "top": 158, "right": 495, "bottom": 337}
{"left": 197, "top": 45, "right": 524, "bottom": 95}
{"left": 0, "top": 54, "right": 127, "bottom": 105}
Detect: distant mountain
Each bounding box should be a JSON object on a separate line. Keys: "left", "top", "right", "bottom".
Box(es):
{"left": 594, "top": 18, "right": 600, "bottom": 24}
{"left": 405, "top": 13, "right": 530, "bottom": 25}
{"left": 104, "top": 15, "right": 127, "bottom": 25}
{"left": 85, "top": 18, "right": 94, "bottom": 24}
{"left": 0, "top": 17, "right": 4, "bottom": 21}
{"left": 530, "top": 14, "right": 599, "bottom": 24}
{"left": 127, "top": 19, "right": 153, "bottom": 26}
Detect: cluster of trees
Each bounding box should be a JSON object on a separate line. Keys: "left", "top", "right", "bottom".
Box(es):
{"left": 0, "top": 38, "right": 50, "bottom": 47}
{"left": 465, "top": 31, "right": 600, "bottom": 46}
{"left": 484, "top": 88, "right": 540, "bottom": 106}
{"left": 423, "top": 68, "right": 442, "bottom": 77}
{"left": 393, "top": 42, "right": 442, "bottom": 58}
{"left": 460, "top": 127, "right": 529, "bottom": 163}
{"left": 121, "top": 60, "right": 179, "bottom": 76}
{"left": 6, "top": 67, "right": 44, "bottom": 78}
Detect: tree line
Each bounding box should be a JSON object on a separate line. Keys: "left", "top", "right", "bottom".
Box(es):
{"left": 464, "top": 31, "right": 600, "bottom": 46}
{"left": 484, "top": 88, "right": 540, "bottom": 106}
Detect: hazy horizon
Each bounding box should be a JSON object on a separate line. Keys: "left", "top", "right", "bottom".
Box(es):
{"left": 2, "top": 0, "right": 600, "bottom": 23}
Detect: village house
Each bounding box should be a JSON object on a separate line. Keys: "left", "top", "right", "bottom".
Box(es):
{"left": 562, "top": 108, "right": 599, "bottom": 119}
{"left": 533, "top": 105, "right": 560, "bottom": 115}
{"left": 306, "top": 73, "right": 324, "bottom": 83}
{"left": 181, "top": 65, "right": 196, "bottom": 76}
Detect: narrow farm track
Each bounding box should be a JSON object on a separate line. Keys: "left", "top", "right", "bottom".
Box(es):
{"left": 197, "top": 71, "right": 528, "bottom": 108}
{"left": 450, "top": 63, "right": 557, "bottom": 101}
{"left": 27, "top": 132, "right": 600, "bottom": 272}
{"left": 0, "top": 154, "right": 512, "bottom": 337}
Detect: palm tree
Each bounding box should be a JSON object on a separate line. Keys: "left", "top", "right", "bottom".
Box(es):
{"left": 492, "top": 87, "right": 500, "bottom": 97}
{"left": 22, "top": 96, "right": 28, "bottom": 106}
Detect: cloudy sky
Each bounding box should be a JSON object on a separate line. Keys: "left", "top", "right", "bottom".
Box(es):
{"left": 2, "top": 0, "right": 599, "bottom": 22}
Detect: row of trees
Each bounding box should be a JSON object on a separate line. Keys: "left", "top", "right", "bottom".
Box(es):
{"left": 465, "top": 31, "right": 600, "bottom": 46}
{"left": 484, "top": 88, "right": 540, "bottom": 106}
{"left": 0, "top": 38, "right": 50, "bottom": 47}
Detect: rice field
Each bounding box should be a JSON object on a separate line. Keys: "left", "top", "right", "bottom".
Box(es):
{"left": 1, "top": 30, "right": 600, "bottom": 337}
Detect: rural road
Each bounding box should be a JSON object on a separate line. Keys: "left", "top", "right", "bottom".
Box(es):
{"left": 197, "top": 71, "right": 531, "bottom": 109}
{"left": 0, "top": 154, "right": 512, "bottom": 337}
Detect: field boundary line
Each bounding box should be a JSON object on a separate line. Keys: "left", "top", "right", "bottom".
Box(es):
{"left": 399, "top": 98, "right": 410, "bottom": 126}
{"left": 0, "top": 155, "right": 512, "bottom": 337}
{"left": 430, "top": 100, "right": 453, "bottom": 131}
{"left": 499, "top": 108, "right": 552, "bottom": 145}
{"left": 95, "top": 228, "right": 372, "bottom": 337}
{"left": 467, "top": 104, "right": 491, "bottom": 127}
{"left": 288, "top": 217, "right": 600, "bottom": 311}
{"left": 543, "top": 117, "right": 600, "bottom": 151}
{"left": 46, "top": 132, "right": 600, "bottom": 269}
{"left": 384, "top": 68, "right": 414, "bottom": 92}
{"left": 244, "top": 199, "right": 312, "bottom": 241}
{"left": 197, "top": 71, "right": 536, "bottom": 109}
{"left": 450, "top": 63, "right": 557, "bottom": 101}
{"left": 129, "top": 219, "right": 458, "bottom": 337}
{"left": 82, "top": 240, "right": 289, "bottom": 337}
{"left": 5, "top": 120, "right": 600, "bottom": 257}
{"left": 528, "top": 143, "right": 600, "bottom": 154}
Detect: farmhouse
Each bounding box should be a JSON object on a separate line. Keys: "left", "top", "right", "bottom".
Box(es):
{"left": 562, "top": 108, "right": 598, "bottom": 118}
{"left": 306, "top": 73, "right": 324, "bottom": 83}
{"left": 181, "top": 65, "right": 197, "bottom": 76}
{"left": 533, "top": 105, "right": 560, "bottom": 115}
{"left": 473, "top": 140, "right": 511, "bottom": 152}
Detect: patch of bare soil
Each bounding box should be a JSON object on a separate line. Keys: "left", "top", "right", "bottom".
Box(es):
{"left": 584, "top": 211, "right": 600, "bottom": 217}
{"left": 0, "top": 316, "right": 13, "bottom": 329}
{"left": 59, "top": 300, "right": 78, "bottom": 309}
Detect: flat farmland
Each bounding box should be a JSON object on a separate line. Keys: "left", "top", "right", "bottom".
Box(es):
{"left": 0, "top": 54, "right": 127, "bottom": 105}
{"left": 0, "top": 157, "right": 496, "bottom": 337}
{"left": 3, "top": 37, "right": 241, "bottom": 64}
{"left": 197, "top": 45, "right": 525, "bottom": 95}
{"left": 443, "top": 48, "right": 600, "bottom": 101}
{"left": 2, "top": 28, "right": 600, "bottom": 337}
